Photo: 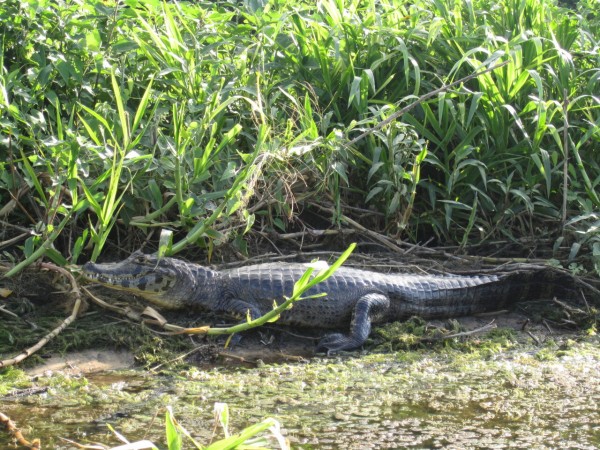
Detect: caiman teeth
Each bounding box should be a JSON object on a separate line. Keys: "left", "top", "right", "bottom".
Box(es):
{"left": 84, "top": 273, "right": 146, "bottom": 282}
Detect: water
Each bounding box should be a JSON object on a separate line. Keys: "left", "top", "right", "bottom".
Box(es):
{"left": 2, "top": 343, "right": 600, "bottom": 449}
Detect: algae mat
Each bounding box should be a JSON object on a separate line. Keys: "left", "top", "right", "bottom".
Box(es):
{"left": 1, "top": 340, "right": 600, "bottom": 449}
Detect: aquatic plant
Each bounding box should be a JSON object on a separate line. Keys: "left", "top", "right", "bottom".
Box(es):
{"left": 96, "top": 404, "right": 288, "bottom": 450}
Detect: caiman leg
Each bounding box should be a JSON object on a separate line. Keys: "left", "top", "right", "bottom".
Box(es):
{"left": 316, "top": 293, "right": 390, "bottom": 354}
{"left": 218, "top": 299, "right": 263, "bottom": 322}
{"left": 216, "top": 298, "right": 264, "bottom": 347}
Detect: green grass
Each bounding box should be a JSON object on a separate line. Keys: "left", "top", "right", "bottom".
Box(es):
{"left": 101, "top": 403, "right": 288, "bottom": 450}
{"left": 0, "top": 0, "right": 598, "bottom": 273}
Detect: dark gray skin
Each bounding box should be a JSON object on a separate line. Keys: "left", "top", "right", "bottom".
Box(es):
{"left": 82, "top": 251, "right": 557, "bottom": 353}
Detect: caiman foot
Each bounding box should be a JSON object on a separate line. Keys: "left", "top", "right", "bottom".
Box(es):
{"left": 316, "top": 333, "right": 361, "bottom": 355}
{"left": 316, "top": 292, "right": 389, "bottom": 355}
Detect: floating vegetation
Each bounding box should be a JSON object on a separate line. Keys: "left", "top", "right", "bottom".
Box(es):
{"left": 2, "top": 336, "right": 600, "bottom": 448}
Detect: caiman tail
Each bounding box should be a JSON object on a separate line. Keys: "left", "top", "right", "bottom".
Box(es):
{"left": 389, "top": 269, "right": 574, "bottom": 319}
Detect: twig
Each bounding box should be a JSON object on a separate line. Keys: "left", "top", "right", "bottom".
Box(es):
{"left": 0, "top": 411, "right": 41, "bottom": 449}
{"left": 0, "top": 305, "right": 20, "bottom": 319}
{"left": 479, "top": 256, "right": 560, "bottom": 265}
{"left": 57, "top": 437, "right": 104, "bottom": 449}
{"left": 421, "top": 320, "right": 497, "bottom": 342}
{"left": 216, "top": 352, "right": 259, "bottom": 366}
{"left": 573, "top": 278, "right": 600, "bottom": 298}
{"left": 0, "top": 219, "right": 33, "bottom": 234}
{"left": 0, "top": 232, "right": 31, "bottom": 250}
{"left": 579, "top": 289, "right": 591, "bottom": 314}
{"left": 338, "top": 214, "right": 405, "bottom": 253}
{"left": 0, "top": 263, "right": 82, "bottom": 368}
{"left": 83, "top": 286, "right": 202, "bottom": 334}
{"left": 526, "top": 331, "right": 541, "bottom": 345}
{"left": 150, "top": 345, "right": 216, "bottom": 372}
{"left": 309, "top": 203, "right": 405, "bottom": 253}
{"left": 274, "top": 229, "right": 355, "bottom": 240}
{"left": 309, "top": 201, "right": 484, "bottom": 263}
{"left": 553, "top": 298, "right": 589, "bottom": 317}
{"left": 345, "top": 60, "right": 509, "bottom": 147}
{"left": 82, "top": 285, "right": 143, "bottom": 322}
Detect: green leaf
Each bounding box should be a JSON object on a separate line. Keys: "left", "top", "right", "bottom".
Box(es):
{"left": 113, "top": 39, "right": 139, "bottom": 53}
{"left": 292, "top": 266, "right": 315, "bottom": 298}
{"left": 111, "top": 69, "right": 130, "bottom": 148}
{"left": 24, "top": 236, "right": 35, "bottom": 258}
{"left": 158, "top": 230, "right": 173, "bottom": 258}
{"left": 45, "top": 248, "right": 68, "bottom": 266}
{"left": 131, "top": 76, "right": 156, "bottom": 138}
{"left": 85, "top": 29, "right": 102, "bottom": 52}
{"left": 331, "top": 161, "right": 349, "bottom": 185}
{"left": 205, "top": 418, "right": 280, "bottom": 450}
{"left": 165, "top": 407, "right": 182, "bottom": 450}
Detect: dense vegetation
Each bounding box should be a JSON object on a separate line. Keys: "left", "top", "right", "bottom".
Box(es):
{"left": 1, "top": 0, "right": 599, "bottom": 273}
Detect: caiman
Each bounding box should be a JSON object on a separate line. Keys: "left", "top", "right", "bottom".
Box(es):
{"left": 82, "top": 251, "right": 567, "bottom": 353}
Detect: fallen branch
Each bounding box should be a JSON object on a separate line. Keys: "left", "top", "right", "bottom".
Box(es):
{"left": 553, "top": 298, "right": 590, "bottom": 317}
{"left": 0, "top": 305, "right": 20, "bottom": 319}
{"left": 83, "top": 286, "right": 205, "bottom": 335}
{"left": 0, "top": 263, "right": 83, "bottom": 368}
{"left": 0, "top": 232, "right": 30, "bottom": 251}
{"left": 0, "top": 411, "right": 41, "bottom": 449}
{"left": 526, "top": 330, "right": 542, "bottom": 345}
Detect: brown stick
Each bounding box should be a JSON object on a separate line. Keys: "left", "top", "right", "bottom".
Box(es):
{"left": 0, "top": 263, "right": 82, "bottom": 368}
{"left": 0, "top": 412, "right": 41, "bottom": 449}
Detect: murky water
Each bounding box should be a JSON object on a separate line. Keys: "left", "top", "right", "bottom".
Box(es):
{"left": 2, "top": 343, "right": 600, "bottom": 449}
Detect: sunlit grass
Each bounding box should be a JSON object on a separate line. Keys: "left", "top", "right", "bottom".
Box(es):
{"left": 0, "top": 0, "right": 598, "bottom": 272}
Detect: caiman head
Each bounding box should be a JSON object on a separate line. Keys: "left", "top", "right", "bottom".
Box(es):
{"left": 81, "top": 251, "right": 217, "bottom": 309}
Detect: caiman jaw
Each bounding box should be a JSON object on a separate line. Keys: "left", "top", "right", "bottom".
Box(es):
{"left": 81, "top": 252, "right": 186, "bottom": 308}
{"left": 82, "top": 270, "right": 174, "bottom": 292}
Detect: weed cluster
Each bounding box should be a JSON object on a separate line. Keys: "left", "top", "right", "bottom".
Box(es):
{"left": 0, "top": 0, "right": 598, "bottom": 271}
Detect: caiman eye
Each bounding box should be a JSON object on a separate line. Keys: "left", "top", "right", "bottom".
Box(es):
{"left": 132, "top": 254, "right": 147, "bottom": 263}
